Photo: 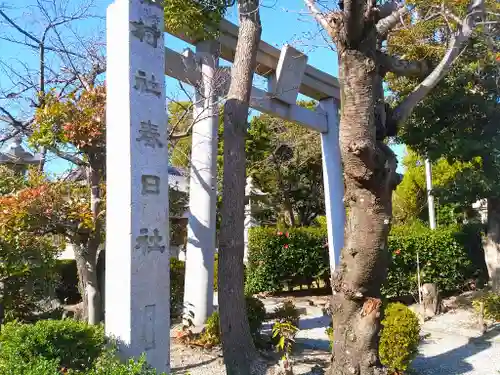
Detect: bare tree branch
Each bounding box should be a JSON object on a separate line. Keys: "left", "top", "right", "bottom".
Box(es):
{"left": 0, "top": 36, "right": 87, "bottom": 58}
{"left": 51, "top": 147, "right": 86, "bottom": 166}
{"left": 303, "top": 0, "right": 334, "bottom": 34}
{"left": 376, "top": 5, "right": 410, "bottom": 37}
{"left": 0, "top": 106, "right": 25, "bottom": 128}
{"left": 392, "top": 2, "right": 487, "bottom": 125}
{"left": 378, "top": 1, "right": 400, "bottom": 19}
{"left": 377, "top": 52, "right": 431, "bottom": 77}
{"left": 0, "top": 9, "right": 41, "bottom": 44}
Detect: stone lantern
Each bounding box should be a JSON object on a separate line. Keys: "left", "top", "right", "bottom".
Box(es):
{"left": 244, "top": 176, "right": 267, "bottom": 263}
{"left": 0, "top": 136, "right": 42, "bottom": 174}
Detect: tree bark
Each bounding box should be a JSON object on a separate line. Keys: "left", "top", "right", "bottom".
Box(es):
{"left": 74, "top": 243, "right": 101, "bottom": 324}
{"left": 73, "top": 164, "right": 103, "bottom": 324}
{"left": 218, "top": 1, "right": 262, "bottom": 374}
{"left": 301, "top": 0, "right": 486, "bottom": 373}
{"left": 328, "top": 46, "right": 399, "bottom": 375}
{"left": 484, "top": 197, "right": 500, "bottom": 292}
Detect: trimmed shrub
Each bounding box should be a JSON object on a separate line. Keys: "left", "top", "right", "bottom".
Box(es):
{"left": 383, "top": 223, "right": 484, "bottom": 298}
{"left": 1, "top": 357, "right": 61, "bottom": 375}
{"left": 170, "top": 257, "right": 185, "bottom": 319}
{"left": 245, "top": 227, "right": 329, "bottom": 294}
{"left": 327, "top": 303, "right": 420, "bottom": 373}
{"left": 2, "top": 349, "right": 166, "bottom": 375}
{"left": 170, "top": 255, "right": 219, "bottom": 318}
{"left": 197, "top": 297, "right": 265, "bottom": 346}
{"left": 379, "top": 303, "right": 421, "bottom": 374}
{"left": 473, "top": 292, "right": 500, "bottom": 322}
{"left": 0, "top": 321, "right": 165, "bottom": 374}
{"left": 0, "top": 319, "right": 105, "bottom": 372}
{"left": 246, "top": 223, "right": 483, "bottom": 296}
{"left": 0, "top": 234, "right": 60, "bottom": 323}
{"left": 245, "top": 295, "right": 266, "bottom": 340}
{"left": 88, "top": 351, "right": 167, "bottom": 374}
{"left": 199, "top": 311, "right": 221, "bottom": 346}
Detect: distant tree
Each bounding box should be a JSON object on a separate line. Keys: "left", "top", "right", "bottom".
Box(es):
{"left": 0, "top": 1, "right": 106, "bottom": 324}
{"left": 0, "top": 170, "right": 67, "bottom": 327}
{"left": 0, "top": 0, "right": 105, "bottom": 159}
{"left": 170, "top": 99, "right": 325, "bottom": 228}
{"left": 392, "top": 149, "right": 478, "bottom": 226}
{"left": 246, "top": 104, "right": 325, "bottom": 227}
{"left": 28, "top": 85, "right": 105, "bottom": 324}
{"left": 387, "top": 0, "right": 500, "bottom": 289}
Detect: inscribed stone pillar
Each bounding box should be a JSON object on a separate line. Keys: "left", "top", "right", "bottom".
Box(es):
{"left": 183, "top": 41, "right": 219, "bottom": 326}
{"left": 319, "top": 98, "right": 345, "bottom": 273}
{"left": 105, "top": 0, "right": 169, "bottom": 372}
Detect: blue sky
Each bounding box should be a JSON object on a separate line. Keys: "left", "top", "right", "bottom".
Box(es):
{"left": 0, "top": 0, "right": 406, "bottom": 175}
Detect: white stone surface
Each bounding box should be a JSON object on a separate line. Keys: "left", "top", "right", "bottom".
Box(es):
{"left": 105, "top": 0, "right": 170, "bottom": 372}
{"left": 268, "top": 44, "right": 308, "bottom": 105}
{"left": 319, "top": 98, "right": 345, "bottom": 272}
{"left": 183, "top": 41, "right": 219, "bottom": 326}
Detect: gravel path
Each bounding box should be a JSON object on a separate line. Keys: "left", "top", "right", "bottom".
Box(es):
{"left": 171, "top": 296, "right": 500, "bottom": 374}
{"left": 169, "top": 343, "right": 329, "bottom": 375}
{"left": 412, "top": 309, "right": 500, "bottom": 375}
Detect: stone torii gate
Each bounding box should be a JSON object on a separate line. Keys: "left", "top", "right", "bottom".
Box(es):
{"left": 169, "top": 21, "right": 345, "bottom": 326}
{"left": 105, "top": 0, "right": 343, "bottom": 371}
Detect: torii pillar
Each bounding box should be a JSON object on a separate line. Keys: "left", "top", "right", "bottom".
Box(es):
{"left": 269, "top": 44, "right": 344, "bottom": 273}
{"left": 183, "top": 41, "right": 220, "bottom": 326}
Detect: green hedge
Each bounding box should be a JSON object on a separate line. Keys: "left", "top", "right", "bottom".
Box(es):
{"left": 0, "top": 319, "right": 105, "bottom": 371}
{"left": 382, "top": 223, "right": 485, "bottom": 297}
{"left": 246, "top": 223, "right": 485, "bottom": 297}
{"left": 245, "top": 227, "right": 329, "bottom": 295}
{"left": 0, "top": 320, "right": 165, "bottom": 374}
{"left": 170, "top": 255, "right": 219, "bottom": 319}
{"left": 170, "top": 258, "right": 186, "bottom": 319}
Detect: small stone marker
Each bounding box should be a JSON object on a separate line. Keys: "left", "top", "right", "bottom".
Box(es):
{"left": 421, "top": 283, "right": 440, "bottom": 319}
{"left": 105, "top": 0, "right": 169, "bottom": 372}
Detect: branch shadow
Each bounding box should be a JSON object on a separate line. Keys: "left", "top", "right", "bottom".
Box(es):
{"left": 171, "top": 356, "right": 219, "bottom": 373}
{"left": 412, "top": 324, "right": 500, "bottom": 375}
{"left": 182, "top": 209, "right": 216, "bottom": 325}
{"left": 298, "top": 315, "right": 331, "bottom": 330}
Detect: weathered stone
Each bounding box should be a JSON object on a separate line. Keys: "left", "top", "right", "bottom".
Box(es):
{"left": 421, "top": 283, "right": 441, "bottom": 319}
{"left": 105, "top": 0, "right": 169, "bottom": 372}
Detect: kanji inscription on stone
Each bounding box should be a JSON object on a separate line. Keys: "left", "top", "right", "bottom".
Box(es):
{"left": 130, "top": 18, "right": 162, "bottom": 48}
{"left": 143, "top": 304, "right": 156, "bottom": 350}
{"left": 134, "top": 70, "right": 161, "bottom": 97}
{"left": 135, "top": 228, "right": 166, "bottom": 255}
{"left": 136, "top": 120, "right": 164, "bottom": 148}
{"left": 142, "top": 175, "right": 160, "bottom": 195}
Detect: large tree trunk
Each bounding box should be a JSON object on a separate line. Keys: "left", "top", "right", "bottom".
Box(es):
{"left": 484, "top": 197, "right": 500, "bottom": 292}
{"left": 218, "top": 1, "right": 262, "bottom": 374}
{"left": 74, "top": 243, "right": 101, "bottom": 324}
{"left": 301, "top": 1, "right": 485, "bottom": 374}
{"left": 328, "top": 48, "right": 398, "bottom": 375}
{"left": 73, "top": 164, "right": 104, "bottom": 324}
